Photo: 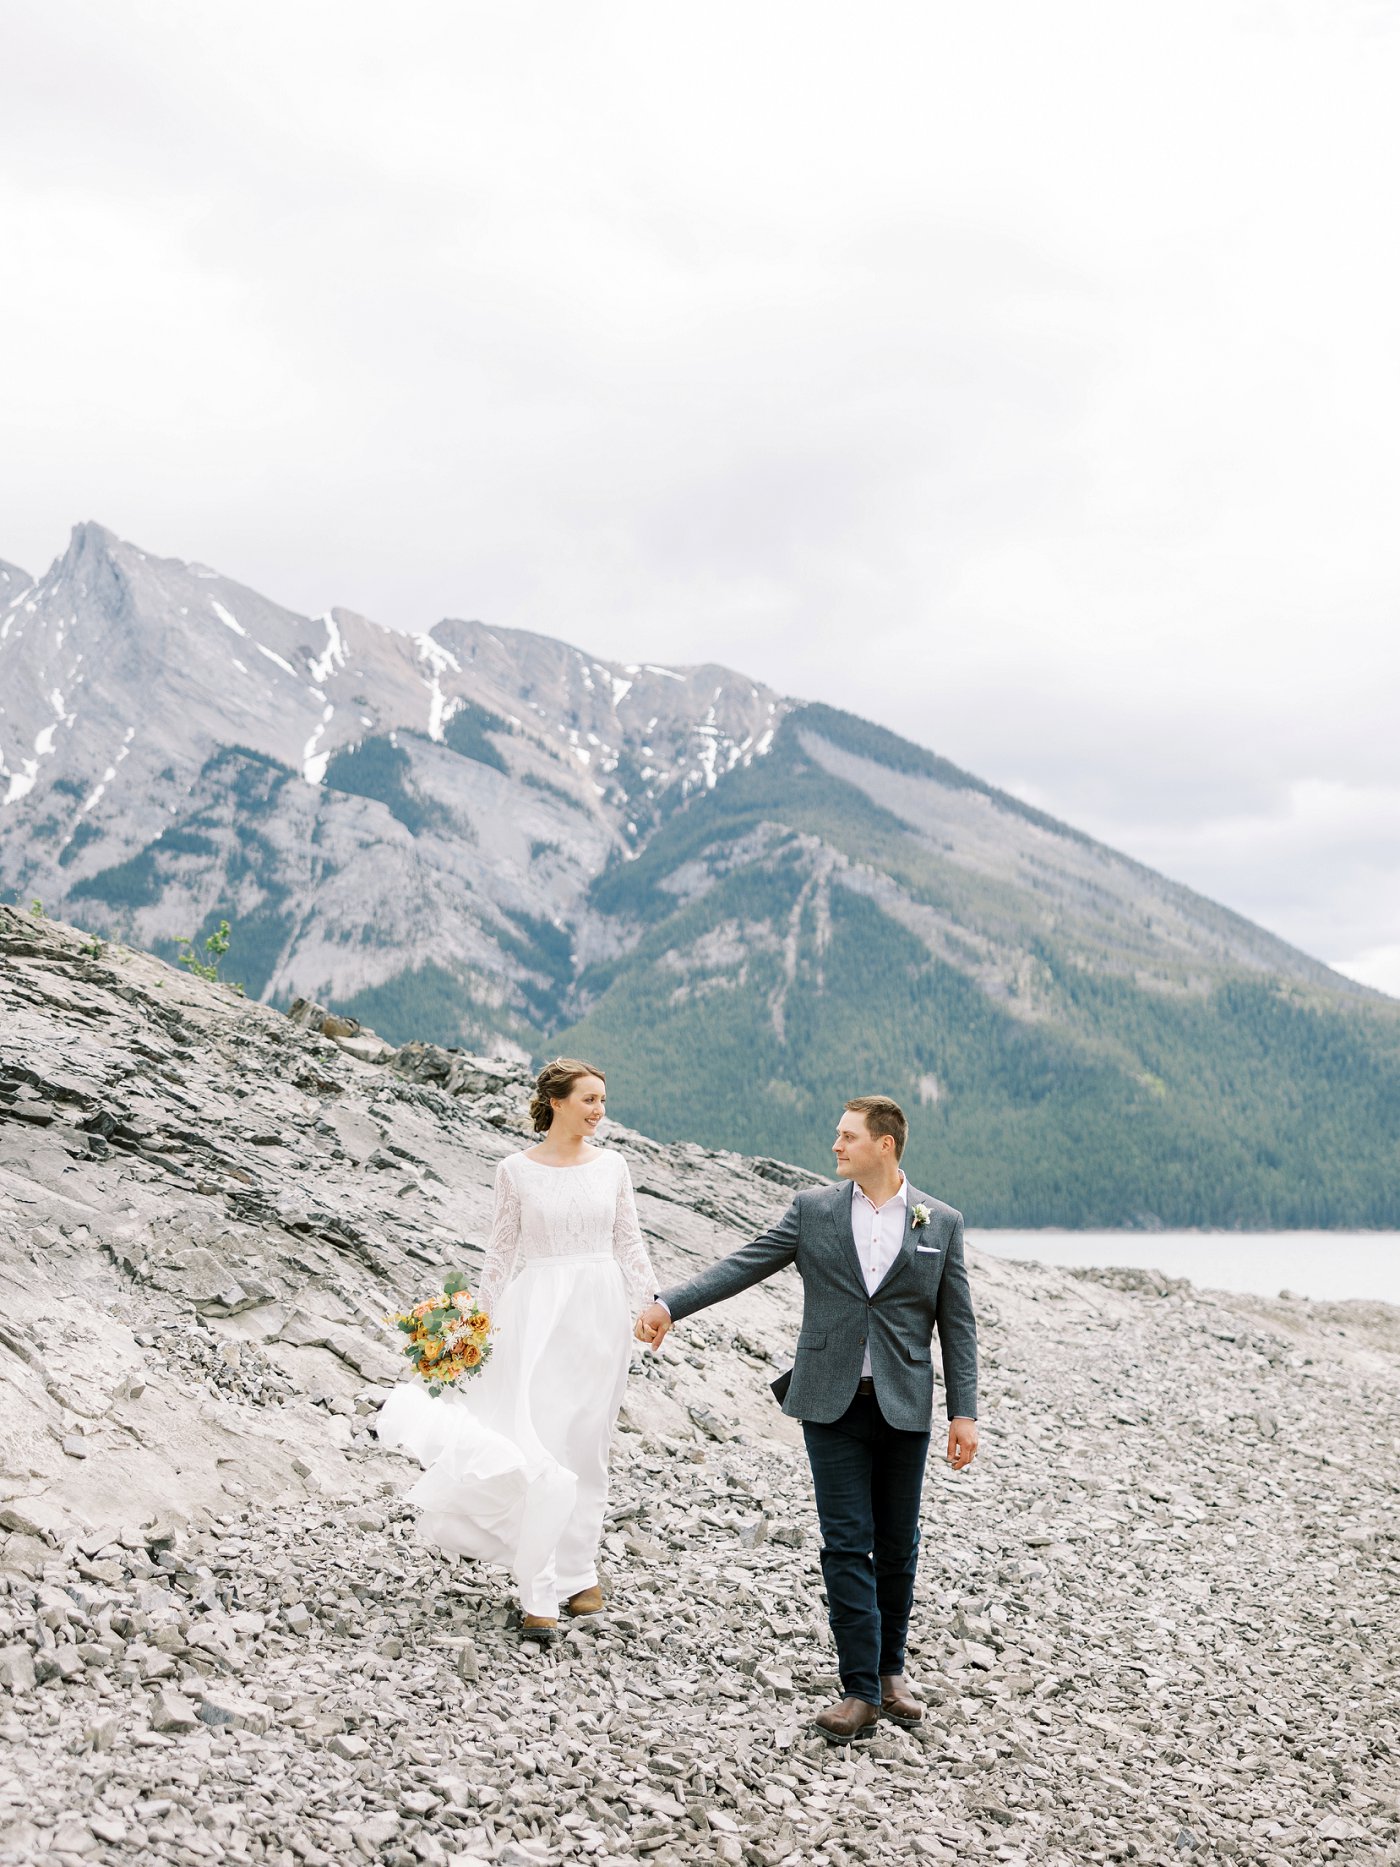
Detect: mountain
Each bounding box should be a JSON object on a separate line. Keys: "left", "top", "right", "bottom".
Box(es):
{"left": 556, "top": 708, "right": 1400, "bottom": 1225}
{"left": 4, "top": 522, "right": 1399, "bottom": 1226}
{"left": 0, "top": 522, "right": 781, "bottom": 1049}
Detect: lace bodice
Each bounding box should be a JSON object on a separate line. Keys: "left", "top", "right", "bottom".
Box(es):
{"left": 475, "top": 1148, "right": 656, "bottom": 1321}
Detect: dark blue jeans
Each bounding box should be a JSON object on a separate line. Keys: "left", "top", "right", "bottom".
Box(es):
{"left": 803, "top": 1390, "right": 931, "bottom": 1708}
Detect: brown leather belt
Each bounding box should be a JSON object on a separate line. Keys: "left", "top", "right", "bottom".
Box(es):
{"left": 856, "top": 1377, "right": 876, "bottom": 1396}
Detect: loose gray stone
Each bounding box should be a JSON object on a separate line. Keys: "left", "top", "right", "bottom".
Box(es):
{"left": 0, "top": 1644, "right": 36, "bottom": 1692}
{"left": 35, "top": 1644, "right": 85, "bottom": 1682}
{"left": 50, "top": 1819, "right": 99, "bottom": 1856}
{"left": 149, "top": 1687, "right": 200, "bottom": 1733}
{"left": 197, "top": 1687, "right": 271, "bottom": 1734}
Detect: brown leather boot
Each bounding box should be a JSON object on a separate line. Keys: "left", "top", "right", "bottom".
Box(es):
{"left": 519, "top": 1614, "right": 558, "bottom": 1643}
{"left": 566, "top": 1586, "right": 604, "bottom": 1616}
{"left": 880, "top": 1673, "right": 923, "bottom": 1727}
{"left": 812, "top": 1696, "right": 880, "bottom": 1744}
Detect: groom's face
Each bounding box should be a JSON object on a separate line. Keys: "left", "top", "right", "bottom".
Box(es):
{"left": 833, "top": 1109, "right": 887, "bottom": 1180}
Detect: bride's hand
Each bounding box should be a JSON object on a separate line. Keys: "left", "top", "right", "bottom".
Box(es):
{"left": 634, "top": 1302, "right": 672, "bottom": 1351}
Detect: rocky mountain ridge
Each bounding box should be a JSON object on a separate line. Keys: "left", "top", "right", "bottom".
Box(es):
{"left": 0, "top": 523, "right": 783, "bottom": 1047}
{"left": 2, "top": 905, "right": 1398, "bottom": 1865}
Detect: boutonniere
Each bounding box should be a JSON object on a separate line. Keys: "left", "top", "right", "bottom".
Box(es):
{"left": 912, "top": 1204, "right": 931, "bottom": 1229}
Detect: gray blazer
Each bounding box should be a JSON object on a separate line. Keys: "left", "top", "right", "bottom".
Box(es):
{"left": 661, "top": 1179, "right": 977, "bottom": 1434}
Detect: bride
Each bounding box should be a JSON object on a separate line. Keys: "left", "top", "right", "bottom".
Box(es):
{"left": 375, "top": 1057, "right": 657, "bottom": 1638}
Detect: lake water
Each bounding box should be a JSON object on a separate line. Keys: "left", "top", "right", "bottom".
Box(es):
{"left": 969, "top": 1229, "right": 1400, "bottom": 1307}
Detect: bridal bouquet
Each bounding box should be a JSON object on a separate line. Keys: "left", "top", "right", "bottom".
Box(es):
{"left": 386, "top": 1271, "right": 493, "bottom": 1396}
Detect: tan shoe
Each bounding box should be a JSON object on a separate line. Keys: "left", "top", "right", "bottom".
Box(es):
{"left": 812, "top": 1696, "right": 880, "bottom": 1744}
{"left": 566, "top": 1586, "right": 604, "bottom": 1616}
{"left": 519, "top": 1614, "right": 558, "bottom": 1644}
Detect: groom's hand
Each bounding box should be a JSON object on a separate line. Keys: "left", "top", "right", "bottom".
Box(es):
{"left": 947, "top": 1417, "right": 978, "bottom": 1471}
{"left": 634, "top": 1301, "right": 672, "bottom": 1351}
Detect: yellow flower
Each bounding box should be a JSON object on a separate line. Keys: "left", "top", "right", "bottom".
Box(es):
{"left": 461, "top": 1343, "right": 482, "bottom": 1367}
{"left": 469, "top": 1312, "right": 491, "bottom": 1337}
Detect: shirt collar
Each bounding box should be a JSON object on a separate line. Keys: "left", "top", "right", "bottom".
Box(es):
{"left": 851, "top": 1171, "right": 907, "bottom": 1212}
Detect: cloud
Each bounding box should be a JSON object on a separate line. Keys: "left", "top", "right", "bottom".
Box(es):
{"left": 0, "top": 0, "right": 1396, "bottom": 978}
{"left": 1335, "top": 946, "right": 1400, "bottom": 998}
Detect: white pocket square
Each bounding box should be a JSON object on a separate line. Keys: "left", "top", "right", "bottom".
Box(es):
{"left": 915, "top": 1243, "right": 940, "bottom": 1254}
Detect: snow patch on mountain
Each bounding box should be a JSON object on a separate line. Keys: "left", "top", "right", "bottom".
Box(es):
{"left": 79, "top": 727, "right": 136, "bottom": 817}
{"left": 302, "top": 705, "right": 336, "bottom": 785}
{"left": 3, "top": 760, "right": 37, "bottom": 805}
{"left": 416, "top": 634, "right": 460, "bottom": 742}
{"left": 211, "top": 600, "right": 247, "bottom": 638}
{"left": 254, "top": 642, "right": 297, "bottom": 678}
{"left": 308, "top": 611, "right": 347, "bottom": 686}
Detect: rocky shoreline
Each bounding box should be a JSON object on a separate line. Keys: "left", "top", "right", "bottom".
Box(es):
{"left": 2, "top": 905, "right": 1398, "bottom": 1865}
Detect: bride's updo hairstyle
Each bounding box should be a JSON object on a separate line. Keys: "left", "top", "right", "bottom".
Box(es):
{"left": 529, "top": 1057, "right": 606, "bottom": 1132}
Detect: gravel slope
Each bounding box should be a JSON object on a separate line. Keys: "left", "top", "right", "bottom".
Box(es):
{"left": 1, "top": 904, "right": 1397, "bottom": 1866}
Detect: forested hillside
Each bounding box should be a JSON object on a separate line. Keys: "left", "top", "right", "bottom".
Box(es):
{"left": 556, "top": 709, "right": 1400, "bottom": 1227}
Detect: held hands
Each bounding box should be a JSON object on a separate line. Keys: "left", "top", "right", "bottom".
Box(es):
{"left": 947, "top": 1416, "right": 979, "bottom": 1471}
{"left": 634, "top": 1301, "right": 672, "bottom": 1352}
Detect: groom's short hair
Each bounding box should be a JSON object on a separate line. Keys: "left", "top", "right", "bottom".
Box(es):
{"left": 844, "top": 1095, "right": 908, "bottom": 1160}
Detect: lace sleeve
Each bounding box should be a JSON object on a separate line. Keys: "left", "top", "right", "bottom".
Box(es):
{"left": 611, "top": 1155, "right": 657, "bottom": 1315}
{"left": 476, "top": 1159, "right": 522, "bottom": 1322}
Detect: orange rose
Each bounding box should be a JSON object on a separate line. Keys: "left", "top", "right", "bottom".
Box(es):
{"left": 461, "top": 1343, "right": 482, "bottom": 1367}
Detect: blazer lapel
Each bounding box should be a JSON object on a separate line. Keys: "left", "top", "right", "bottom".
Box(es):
{"left": 872, "top": 1180, "right": 920, "bottom": 1295}
{"left": 830, "top": 1182, "right": 867, "bottom": 1291}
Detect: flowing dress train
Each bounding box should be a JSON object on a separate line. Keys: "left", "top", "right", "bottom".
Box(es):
{"left": 376, "top": 1147, "right": 655, "bottom": 1616}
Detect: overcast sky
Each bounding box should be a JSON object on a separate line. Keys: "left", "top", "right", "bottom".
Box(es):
{"left": 3, "top": 1, "right": 1398, "bottom": 992}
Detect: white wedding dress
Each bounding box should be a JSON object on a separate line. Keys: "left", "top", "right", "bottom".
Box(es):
{"left": 376, "top": 1146, "right": 656, "bottom": 1616}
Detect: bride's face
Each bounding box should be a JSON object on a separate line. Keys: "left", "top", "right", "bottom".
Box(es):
{"left": 553, "top": 1074, "right": 606, "bottom": 1139}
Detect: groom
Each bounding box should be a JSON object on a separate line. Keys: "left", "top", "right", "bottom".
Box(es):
{"left": 635, "top": 1095, "right": 978, "bottom": 1742}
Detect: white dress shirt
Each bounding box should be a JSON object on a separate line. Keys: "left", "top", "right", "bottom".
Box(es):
{"left": 851, "top": 1173, "right": 908, "bottom": 1378}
